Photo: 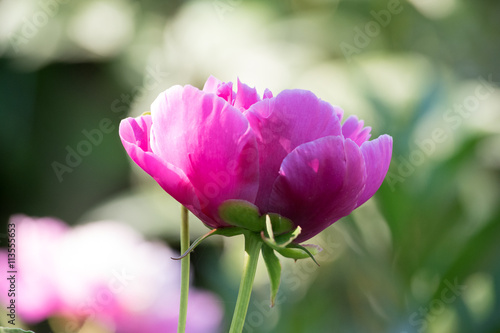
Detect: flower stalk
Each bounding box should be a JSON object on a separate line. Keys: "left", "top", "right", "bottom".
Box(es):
{"left": 229, "top": 232, "right": 262, "bottom": 333}
{"left": 178, "top": 205, "right": 190, "bottom": 333}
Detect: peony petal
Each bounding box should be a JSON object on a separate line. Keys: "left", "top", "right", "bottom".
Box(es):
{"left": 245, "top": 89, "right": 342, "bottom": 212}
{"left": 119, "top": 116, "right": 202, "bottom": 217}
{"left": 234, "top": 78, "right": 260, "bottom": 110}
{"left": 14, "top": 215, "right": 68, "bottom": 322}
{"left": 3, "top": 216, "right": 223, "bottom": 333}
{"left": 149, "top": 85, "right": 259, "bottom": 227}
{"left": 202, "top": 75, "right": 221, "bottom": 94}
{"left": 203, "top": 76, "right": 234, "bottom": 104}
{"left": 185, "top": 290, "right": 224, "bottom": 333}
{"left": 268, "top": 136, "right": 366, "bottom": 243}
{"left": 333, "top": 105, "right": 344, "bottom": 122}
{"left": 355, "top": 134, "right": 393, "bottom": 208}
{"left": 342, "top": 115, "right": 372, "bottom": 146}
{"left": 216, "top": 81, "right": 234, "bottom": 103}
{"left": 263, "top": 88, "right": 273, "bottom": 99}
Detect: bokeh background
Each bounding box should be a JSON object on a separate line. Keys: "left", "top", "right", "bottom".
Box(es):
{"left": 1, "top": 0, "right": 500, "bottom": 332}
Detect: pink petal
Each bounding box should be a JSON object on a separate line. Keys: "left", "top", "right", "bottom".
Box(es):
{"left": 185, "top": 290, "right": 224, "bottom": 333}
{"left": 202, "top": 75, "right": 222, "bottom": 93}
{"left": 1, "top": 215, "right": 67, "bottom": 322}
{"left": 216, "top": 81, "right": 234, "bottom": 103}
{"left": 119, "top": 116, "right": 202, "bottom": 216}
{"left": 150, "top": 85, "right": 259, "bottom": 227}
{"left": 268, "top": 136, "right": 366, "bottom": 243}
{"left": 342, "top": 115, "right": 372, "bottom": 146}
{"left": 263, "top": 88, "right": 273, "bottom": 99}
{"left": 355, "top": 134, "right": 393, "bottom": 208}
{"left": 245, "top": 89, "right": 342, "bottom": 213}
{"left": 4, "top": 216, "right": 224, "bottom": 332}
{"left": 202, "top": 76, "right": 234, "bottom": 104}
{"left": 333, "top": 105, "right": 344, "bottom": 122}
{"left": 233, "top": 78, "right": 260, "bottom": 110}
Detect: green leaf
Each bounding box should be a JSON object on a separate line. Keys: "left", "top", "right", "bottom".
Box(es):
{"left": 0, "top": 328, "right": 35, "bottom": 333}
{"left": 262, "top": 245, "right": 282, "bottom": 307}
{"left": 219, "top": 200, "right": 264, "bottom": 232}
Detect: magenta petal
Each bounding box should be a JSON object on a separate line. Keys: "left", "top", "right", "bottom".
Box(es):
{"left": 119, "top": 116, "right": 201, "bottom": 214}
{"left": 245, "top": 89, "right": 343, "bottom": 212}
{"left": 202, "top": 76, "right": 234, "bottom": 103}
{"left": 333, "top": 105, "right": 344, "bottom": 122}
{"left": 263, "top": 88, "right": 273, "bottom": 99}
{"left": 342, "top": 115, "right": 372, "bottom": 146}
{"left": 202, "top": 75, "right": 221, "bottom": 93}
{"left": 3, "top": 215, "right": 67, "bottom": 322}
{"left": 150, "top": 85, "right": 259, "bottom": 227}
{"left": 355, "top": 134, "right": 393, "bottom": 208}
{"left": 268, "top": 136, "right": 366, "bottom": 243}
{"left": 216, "top": 81, "right": 234, "bottom": 103}
{"left": 234, "top": 78, "right": 260, "bottom": 110}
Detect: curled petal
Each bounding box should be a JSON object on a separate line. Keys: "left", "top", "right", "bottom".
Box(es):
{"left": 216, "top": 81, "right": 234, "bottom": 103}
{"left": 234, "top": 78, "right": 260, "bottom": 110}
{"left": 263, "top": 88, "right": 273, "bottom": 99}
{"left": 342, "top": 115, "right": 372, "bottom": 146}
{"left": 202, "top": 75, "right": 234, "bottom": 104}
{"left": 150, "top": 86, "right": 259, "bottom": 227}
{"left": 268, "top": 136, "right": 366, "bottom": 243}
{"left": 356, "top": 134, "right": 393, "bottom": 208}
{"left": 119, "top": 116, "right": 201, "bottom": 214}
{"left": 245, "top": 89, "right": 342, "bottom": 212}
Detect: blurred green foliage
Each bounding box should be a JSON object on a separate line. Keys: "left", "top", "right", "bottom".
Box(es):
{"left": 1, "top": 0, "right": 499, "bottom": 332}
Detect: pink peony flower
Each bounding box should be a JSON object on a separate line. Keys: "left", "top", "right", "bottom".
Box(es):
{"left": 120, "top": 76, "right": 392, "bottom": 243}
{"left": 0, "top": 215, "right": 223, "bottom": 333}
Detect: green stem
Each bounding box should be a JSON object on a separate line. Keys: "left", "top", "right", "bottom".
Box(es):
{"left": 178, "top": 206, "right": 190, "bottom": 333}
{"left": 229, "top": 233, "right": 262, "bottom": 333}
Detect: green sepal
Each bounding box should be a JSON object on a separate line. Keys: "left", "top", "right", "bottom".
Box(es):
{"left": 171, "top": 227, "right": 246, "bottom": 260}
{"left": 262, "top": 244, "right": 282, "bottom": 307}
{"left": 262, "top": 215, "right": 301, "bottom": 247}
{"left": 219, "top": 200, "right": 264, "bottom": 232}
{"left": 0, "top": 328, "right": 35, "bottom": 333}
{"left": 267, "top": 213, "right": 293, "bottom": 235}
{"left": 275, "top": 243, "right": 322, "bottom": 266}
{"left": 273, "top": 226, "right": 302, "bottom": 247}
{"left": 261, "top": 217, "right": 321, "bottom": 265}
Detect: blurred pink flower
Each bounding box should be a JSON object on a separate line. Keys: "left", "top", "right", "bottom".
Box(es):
{"left": 120, "top": 76, "right": 392, "bottom": 242}
{"left": 0, "top": 215, "right": 222, "bottom": 333}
